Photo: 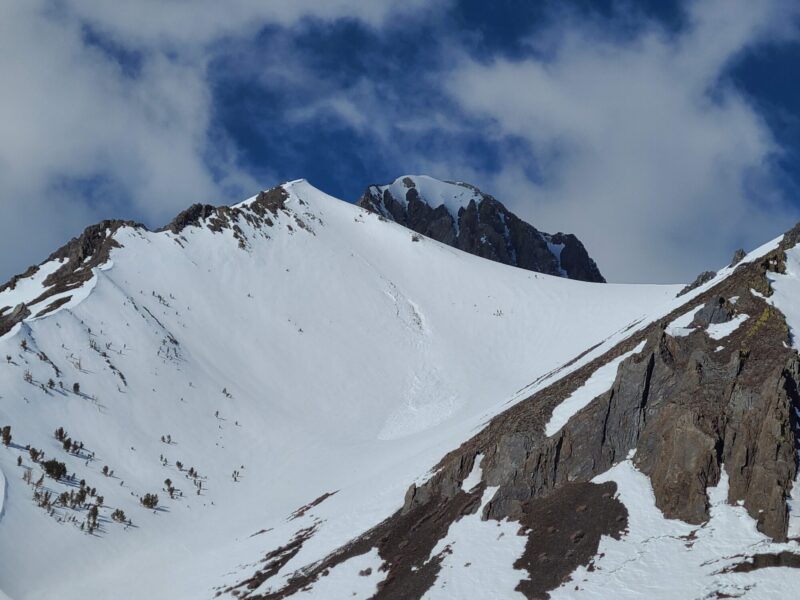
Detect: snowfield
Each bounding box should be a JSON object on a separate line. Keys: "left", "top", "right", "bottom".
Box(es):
{"left": 0, "top": 179, "right": 790, "bottom": 599}
{"left": 372, "top": 174, "right": 483, "bottom": 217}
{"left": 766, "top": 244, "right": 800, "bottom": 540}
{"left": 549, "top": 460, "right": 800, "bottom": 600}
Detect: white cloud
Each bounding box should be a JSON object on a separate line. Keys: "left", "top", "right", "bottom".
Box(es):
{"left": 0, "top": 0, "right": 423, "bottom": 280}
{"left": 60, "top": 0, "right": 428, "bottom": 48}
{"left": 2, "top": 0, "right": 798, "bottom": 285}
{"left": 445, "top": 0, "right": 800, "bottom": 282}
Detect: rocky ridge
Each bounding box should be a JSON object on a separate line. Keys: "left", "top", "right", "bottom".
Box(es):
{"left": 0, "top": 186, "right": 299, "bottom": 338}
{"left": 357, "top": 176, "right": 605, "bottom": 283}
{"left": 234, "top": 226, "right": 800, "bottom": 599}
{"left": 2, "top": 175, "right": 604, "bottom": 341}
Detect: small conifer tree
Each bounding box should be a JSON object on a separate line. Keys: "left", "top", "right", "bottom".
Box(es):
{"left": 140, "top": 493, "right": 159, "bottom": 509}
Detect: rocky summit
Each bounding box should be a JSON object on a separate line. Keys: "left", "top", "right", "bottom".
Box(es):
{"left": 358, "top": 175, "right": 605, "bottom": 282}
{"left": 2, "top": 178, "right": 800, "bottom": 600}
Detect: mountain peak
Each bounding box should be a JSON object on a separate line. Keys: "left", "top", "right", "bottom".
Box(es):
{"left": 358, "top": 175, "right": 605, "bottom": 282}
{"left": 370, "top": 175, "right": 485, "bottom": 215}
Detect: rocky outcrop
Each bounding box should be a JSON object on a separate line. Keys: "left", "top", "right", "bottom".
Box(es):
{"left": 677, "top": 270, "right": 716, "bottom": 297}
{"left": 0, "top": 219, "right": 143, "bottom": 336}
{"left": 730, "top": 248, "right": 746, "bottom": 266}
{"left": 357, "top": 177, "right": 605, "bottom": 283}
{"left": 0, "top": 184, "right": 300, "bottom": 337}
{"left": 160, "top": 204, "right": 217, "bottom": 234}
{"left": 547, "top": 232, "right": 604, "bottom": 283}
{"left": 42, "top": 220, "right": 143, "bottom": 286}
{"left": 468, "top": 253, "right": 798, "bottom": 542}
{"left": 694, "top": 295, "right": 735, "bottom": 326}
{"left": 244, "top": 227, "right": 800, "bottom": 599}
{"left": 0, "top": 303, "right": 31, "bottom": 337}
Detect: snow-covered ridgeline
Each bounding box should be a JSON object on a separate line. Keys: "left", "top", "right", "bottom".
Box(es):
{"left": 379, "top": 175, "right": 483, "bottom": 215}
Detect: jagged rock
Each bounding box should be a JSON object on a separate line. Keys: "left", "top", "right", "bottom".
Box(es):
{"left": 0, "top": 184, "right": 295, "bottom": 330}
{"left": 693, "top": 295, "right": 735, "bottom": 326}
{"left": 357, "top": 177, "right": 605, "bottom": 283}
{"left": 677, "top": 270, "right": 716, "bottom": 297}
{"left": 255, "top": 233, "right": 800, "bottom": 599}
{"left": 730, "top": 248, "right": 746, "bottom": 266}
{"left": 0, "top": 303, "right": 31, "bottom": 337}
{"left": 0, "top": 264, "right": 39, "bottom": 295}
{"left": 1, "top": 220, "right": 144, "bottom": 324}
{"left": 548, "top": 232, "right": 603, "bottom": 283}
{"left": 160, "top": 204, "right": 217, "bottom": 234}
{"left": 250, "top": 186, "right": 290, "bottom": 216}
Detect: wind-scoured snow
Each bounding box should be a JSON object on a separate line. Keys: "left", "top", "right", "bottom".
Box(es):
{"left": 665, "top": 305, "right": 703, "bottom": 337}
{"left": 0, "top": 466, "right": 6, "bottom": 523}
{"left": 380, "top": 175, "right": 483, "bottom": 215}
{"left": 549, "top": 462, "right": 800, "bottom": 599}
{"left": 545, "top": 240, "right": 568, "bottom": 277}
{"left": 706, "top": 313, "right": 749, "bottom": 340}
{"left": 290, "top": 548, "right": 385, "bottom": 599}
{"left": 422, "top": 486, "right": 526, "bottom": 600}
{"left": 767, "top": 244, "right": 800, "bottom": 351}
{"left": 0, "top": 260, "right": 63, "bottom": 311}
{"left": 545, "top": 341, "right": 646, "bottom": 437}
{"left": 461, "top": 454, "right": 484, "bottom": 492}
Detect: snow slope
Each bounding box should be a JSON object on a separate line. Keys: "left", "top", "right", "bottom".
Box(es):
{"left": 0, "top": 178, "right": 762, "bottom": 599}
{"left": 768, "top": 244, "right": 800, "bottom": 352}
{"left": 549, "top": 460, "right": 800, "bottom": 599}
{"left": 765, "top": 244, "right": 800, "bottom": 540}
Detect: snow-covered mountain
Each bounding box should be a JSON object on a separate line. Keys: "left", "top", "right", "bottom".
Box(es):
{"left": 357, "top": 175, "right": 605, "bottom": 282}
{"left": 1, "top": 178, "right": 800, "bottom": 599}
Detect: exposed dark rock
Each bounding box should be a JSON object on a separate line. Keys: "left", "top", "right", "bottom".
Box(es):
{"left": 250, "top": 186, "right": 290, "bottom": 217}
{"left": 219, "top": 525, "right": 318, "bottom": 596}
{"left": 289, "top": 491, "right": 337, "bottom": 521}
{"left": 160, "top": 204, "right": 217, "bottom": 234}
{"left": 548, "top": 233, "right": 604, "bottom": 284}
{"left": 357, "top": 178, "right": 605, "bottom": 283}
{"left": 726, "top": 551, "right": 800, "bottom": 573}
{"left": 693, "top": 295, "right": 735, "bottom": 326}
{"left": 783, "top": 222, "right": 800, "bottom": 249}
{"left": 0, "top": 264, "right": 39, "bottom": 295}
{"left": 730, "top": 248, "right": 746, "bottom": 266}
{"left": 0, "top": 303, "right": 31, "bottom": 337}
{"left": 0, "top": 220, "right": 143, "bottom": 335}
{"left": 245, "top": 228, "right": 800, "bottom": 598}
{"left": 678, "top": 270, "right": 716, "bottom": 297}
{"left": 514, "top": 482, "right": 627, "bottom": 599}
{"left": 0, "top": 184, "right": 296, "bottom": 337}
{"left": 234, "top": 487, "right": 485, "bottom": 600}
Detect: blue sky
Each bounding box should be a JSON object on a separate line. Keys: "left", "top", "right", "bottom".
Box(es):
{"left": 1, "top": 0, "right": 799, "bottom": 282}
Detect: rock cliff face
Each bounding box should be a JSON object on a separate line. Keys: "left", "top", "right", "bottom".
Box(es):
{"left": 357, "top": 176, "right": 605, "bottom": 283}
{"left": 241, "top": 226, "right": 800, "bottom": 599}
